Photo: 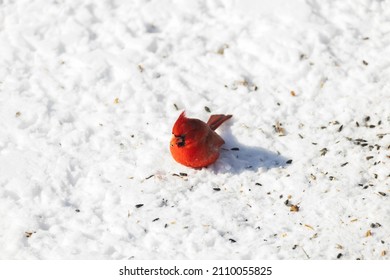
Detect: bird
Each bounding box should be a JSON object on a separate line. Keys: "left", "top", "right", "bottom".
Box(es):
{"left": 170, "top": 111, "right": 232, "bottom": 168}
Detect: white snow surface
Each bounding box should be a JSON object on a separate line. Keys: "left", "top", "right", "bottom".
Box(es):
{"left": 0, "top": 0, "right": 389, "bottom": 260}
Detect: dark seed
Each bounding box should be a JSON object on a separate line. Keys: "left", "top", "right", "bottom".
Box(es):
{"left": 363, "top": 185, "right": 369, "bottom": 189}
{"left": 364, "top": 116, "right": 370, "bottom": 122}
{"left": 338, "top": 125, "right": 343, "bottom": 132}
{"left": 320, "top": 148, "right": 328, "bottom": 156}
{"left": 152, "top": 218, "right": 160, "bottom": 222}
{"left": 366, "top": 156, "right": 374, "bottom": 160}
{"left": 369, "top": 125, "right": 375, "bottom": 128}
{"left": 75, "top": 209, "right": 80, "bottom": 213}
{"left": 292, "top": 245, "right": 298, "bottom": 250}
{"left": 135, "top": 204, "right": 144, "bottom": 208}
{"left": 179, "top": 172, "right": 187, "bottom": 176}
{"left": 286, "top": 159, "right": 293, "bottom": 164}
{"left": 145, "top": 175, "right": 154, "bottom": 180}
{"left": 312, "top": 142, "right": 318, "bottom": 145}
{"left": 361, "top": 143, "right": 368, "bottom": 147}
{"left": 363, "top": 37, "right": 369, "bottom": 40}
{"left": 204, "top": 106, "right": 211, "bottom": 113}
{"left": 213, "top": 188, "right": 221, "bottom": 191}
{"left": 356, "top": 121, "right": 360, "bottom": 127}
{"left": 173, "top": 103, "right": 179, "bottom": 110}
{"left": 362, "top": 60, "right": 368, "bottom": 65}
{"left": 341, "top": 162, "right": 349, "bottom": 167}
{"left": 284, "top": 199, "right": 291, "bottom": 206}
{"left": 370, "top": 223, "right": 382, "bottom": 228}
{"left": 355, "top": 138, "right": 367, "bottom": 142}
{"left": 379, "top": 192, "right": 387, "bottom": 197}
{"left": 374, "top": 174, "right": 378, "bottom": 179}
{"left": 298, "top": 134, "right": 304, "bottom": 139}
{"left": 229, "top": 238, "right": 237, "bottom": 243}
{"left": 255, "top": 183, "right": 262, "bottom": 186}
{"left": 337, "top": 253, "right": 343, "bottom": 259}
{"left": 164, "top": 224, "right": 168, "bottom": 228}
{"left": 231, "top": 147, "right": 240, "bottom": 151}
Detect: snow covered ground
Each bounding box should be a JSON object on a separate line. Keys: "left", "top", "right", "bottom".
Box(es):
{"left": 0, "top": 0, "right": 389, "bottom": 260}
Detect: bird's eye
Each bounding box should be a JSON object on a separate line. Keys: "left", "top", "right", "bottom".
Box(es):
{"left": 174, "top": 134, "right": 186, "bottom": 147}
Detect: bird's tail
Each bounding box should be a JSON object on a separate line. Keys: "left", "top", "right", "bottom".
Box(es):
{"left": 207, "top": 114, "right": 232, "bottom": 131}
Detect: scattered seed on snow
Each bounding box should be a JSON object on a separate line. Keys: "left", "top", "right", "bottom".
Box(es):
{"left": 341, "top": 162, "right": 349, "bottom": 167}
{"left": 290, "top": 205, "right": 300, "bottom": 212}
{"left": 286, "top": 159, "right": 293, "bottom": 164}
{"left": 370, "top": 223, "right": 382, "bottom": 228}
{"left": 231, "top": 147, "right": 240, "bottom": 151}
{"left": 25, "top": 231, "right": 35, "bottom": 238}
{"left": 213, "top": 187, "right": 221, "bottom": 191}
{"left": 320, "top": 148, "right": 328, "bottom": 156}
{"left": 304, "top": 224, "right": 314, "bottom": 230}
{"left": 135, "top": 204, "right": 144, "bottom": 208}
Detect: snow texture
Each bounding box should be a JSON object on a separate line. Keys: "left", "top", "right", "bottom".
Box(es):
{"left": 0, "top": 0, "right": 389, "bottom": 260}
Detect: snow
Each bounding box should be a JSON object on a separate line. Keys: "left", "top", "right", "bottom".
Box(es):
{"left": 0, "top": 0, "right": 389, "bottom": 260}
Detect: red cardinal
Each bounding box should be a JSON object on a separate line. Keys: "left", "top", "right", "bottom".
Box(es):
{"left": 170, "top": 111, "right": 232, "bottom": 168}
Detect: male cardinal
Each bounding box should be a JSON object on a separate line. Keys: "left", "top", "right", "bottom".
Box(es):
{"left": 170, "top": 111, "right": 232, "bottom": 168}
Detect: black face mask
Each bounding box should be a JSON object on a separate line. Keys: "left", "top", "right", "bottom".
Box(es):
{"left": 174, "top": 134, "right": 186, "bottom": 147}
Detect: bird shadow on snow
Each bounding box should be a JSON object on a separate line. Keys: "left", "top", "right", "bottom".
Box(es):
{"left": 212, "top": 126, "right": 288, "bottom": 174}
